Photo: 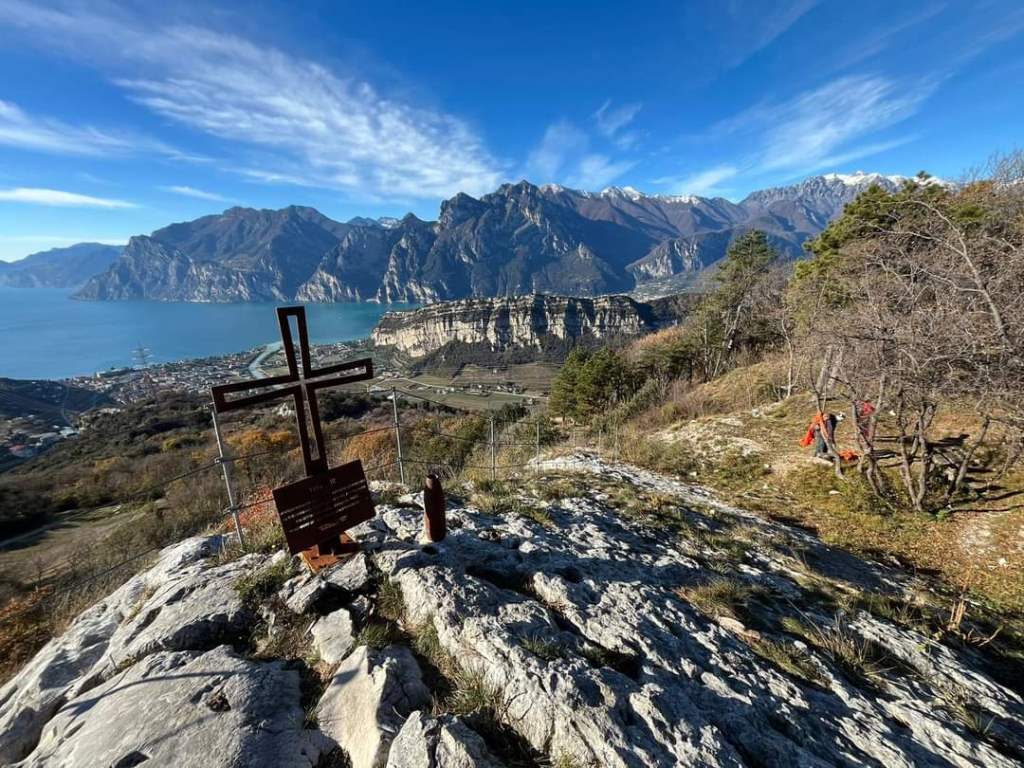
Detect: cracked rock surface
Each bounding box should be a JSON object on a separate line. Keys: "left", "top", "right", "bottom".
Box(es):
{"left": 316, "top": 644, "right": 431, "bottom": 768}
{"left": 17, "top": 645, "right": 328, "bottom": 768}
{"left": 2, "top": 453, "right": 1022, "bottom": 767}
{"left": 365, "top": 453, "right": 1024, "bottom": 767}
{"left": 0, "top": 536, "right": 263, "bottom": 765}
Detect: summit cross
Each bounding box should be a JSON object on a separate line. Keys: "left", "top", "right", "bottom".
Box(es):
{"left": 211, "top": 306, "right": 373, "bottom": 476}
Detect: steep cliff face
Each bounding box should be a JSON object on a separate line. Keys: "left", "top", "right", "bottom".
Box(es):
{"left": 371, "top": 293, "right": 670, "bottom": 359}
{"left": 77, "top": 206, "right": 352, "bottom": 302}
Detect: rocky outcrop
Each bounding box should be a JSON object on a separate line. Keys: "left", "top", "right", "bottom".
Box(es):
{"left": 0, "top": 536, "right": 264, "bottom": 763}
{"left": 362, "top": 454, "right": 1023, "bottom": 767}
{"left": 316, "top": 645, "right": 431, "bottom": 768}
{"left": 371, "top": 293, "right": 677, "bottom": 360}
{"left": 73, "top": 174, "right": 919, "bottom": 303}
{"left": 19, "top": 646, "right": 327, "bottom": 768}
{"left": 386, "top": 711, "right": 502, "bottom": 768}
{"left": 311, "top": 608, "right": 356, "bottom": 664}
{"left": 3, "top": 451, "right": 1016, "bottom": 767}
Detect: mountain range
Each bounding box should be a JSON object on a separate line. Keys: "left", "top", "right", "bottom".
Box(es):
{"left": 21, "top": 172, "right": 923, "bottom": 303}
{"left": 0, "top": 243, "right": 124, "bottom": 289}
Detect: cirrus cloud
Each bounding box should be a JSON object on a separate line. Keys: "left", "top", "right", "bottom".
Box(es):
{"left": 0, "top": 1, "right": 506, "bottom": 200}
{"left": 0, "top": 187, "right": 136, "bottom": 208}
{"left": 161, "top": 185, "right": 232, "bottom": 202}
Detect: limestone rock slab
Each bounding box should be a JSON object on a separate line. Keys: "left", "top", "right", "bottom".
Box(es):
{"left": 17, "top": 645, "right": 327, "bottom": 768}
{"left": 311, "top": 608, "right": 356, "bottom": 665}
{"left": 317, "top": 644, "right": 431, "bottom": 768}
{"left": 385, "top": 710, "right": 502, "bottom": 768}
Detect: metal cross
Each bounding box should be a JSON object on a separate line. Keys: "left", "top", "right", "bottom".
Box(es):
{"left": 211, "top": 306, "right": 374, "bottom": 476}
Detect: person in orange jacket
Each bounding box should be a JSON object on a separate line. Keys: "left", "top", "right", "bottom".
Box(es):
{"left": 800, "top": 412, "right": 844, "bottom": 458}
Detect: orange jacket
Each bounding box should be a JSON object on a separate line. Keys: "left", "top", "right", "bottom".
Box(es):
{"left": 800, "top": 412, "right": 828, "bottom": 447}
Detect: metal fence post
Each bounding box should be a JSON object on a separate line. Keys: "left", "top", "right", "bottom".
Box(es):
{"left": 391, "top": 387, "right": 406, "bottom": 485}
{"left": 489, "top": 416, "right": 496, "bottom": 481}
{"left": 534, "top": 416, "right": 541, "bottom": 472}
{"left": 211, "top": 405, "right": 245, "bottom": 548}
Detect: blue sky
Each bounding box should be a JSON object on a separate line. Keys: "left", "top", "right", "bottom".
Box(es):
{"left": 0, "top": 0, "right": 1022, "bottom": 261}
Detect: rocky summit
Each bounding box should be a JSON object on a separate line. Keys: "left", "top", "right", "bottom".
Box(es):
{"left": 1, "top": 453, "right": 1019, "bottom": 767}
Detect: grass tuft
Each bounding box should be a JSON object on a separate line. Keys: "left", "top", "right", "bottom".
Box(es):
{"left": 377, "top": 578, "right": 406, "bottom": 623}
{"left": 784, "top": 614, "right": 894, "bottom": 688}
{"left": 520, "top": 634, "right": 566, "bottom": 661}
{"left": 234, "top": 557, "right": 293, "bottom": 610}
{"left": 748, "top": 637, "right": 823, "bottom": 685}
{"left": 356, "top": 619, "right": 404, "bottom": 649}
{"left": 677, "top": 578, "right": 756, "bottom": 621}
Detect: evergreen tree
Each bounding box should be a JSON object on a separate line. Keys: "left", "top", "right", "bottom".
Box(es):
{"left": 549, "top": 348, "right": 588, "bottom": 419}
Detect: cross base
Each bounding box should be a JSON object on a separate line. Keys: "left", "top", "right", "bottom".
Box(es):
{"left": 300, "top": 532, "right": 359, "bottom": 573}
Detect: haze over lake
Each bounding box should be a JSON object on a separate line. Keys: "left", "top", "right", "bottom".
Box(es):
{"left": 0, "top": 288, "right": 412, "bottom": 380}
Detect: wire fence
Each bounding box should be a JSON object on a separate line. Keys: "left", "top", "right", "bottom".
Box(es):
{"left": 0, "top": 386, "right": 557, "bottom": 632}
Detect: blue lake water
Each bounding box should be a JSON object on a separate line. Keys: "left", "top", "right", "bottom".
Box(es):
{"left": 0, "top": 287, "right": 415, "bottom": 380}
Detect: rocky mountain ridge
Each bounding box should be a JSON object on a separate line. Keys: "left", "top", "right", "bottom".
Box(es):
{"left": 1, "top": 453, "right": 1019, "bottom": 767}
{"left": 0, "top": 243, "right": 123, "bottom": 289}
{"left": 73, "top": 173, "right": 925, "bottom": 303}
{"left": 371, "top": 292, "right": 690, "bottom": 361}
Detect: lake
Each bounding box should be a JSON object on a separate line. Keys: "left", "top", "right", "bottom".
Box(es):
{"left": 0, "top": 287, "right": 415, "bottom": 380}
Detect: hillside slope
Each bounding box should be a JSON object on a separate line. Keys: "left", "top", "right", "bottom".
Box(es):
{"left": 1, "top": 455, "right": 1020, "bottom": 767}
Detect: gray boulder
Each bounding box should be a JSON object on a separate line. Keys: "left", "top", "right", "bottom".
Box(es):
{"left": 385, "top": 710, "right": 502, "bottom": 768}
{"left": 311, "top": 608, "right": 356, "bottom": 665}
{"left": 281, "top": 574, "right": 328, "bottom": 614}
{"left": 0, "top": 535, "right": 260, "bottom": 764}
{"left": 368, "top": 453, "right": 1024, "bottom": 767}
{"left": 317, "top": 644, "right": 431, "bottom": 768}
{"left": 17, "top": 645, "right": 329, "bottom": 768}
{"left": 324, "top": 552, "right": 373, "bottom": 594}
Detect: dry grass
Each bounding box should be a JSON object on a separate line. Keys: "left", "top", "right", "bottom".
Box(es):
{"left": 783, "top": 614, "right": 895, "bottom": 687}
{"left": 677, "top": 578, "right": 757, "bottom": 621}
{"left": 748, "top": 637, "right": 823, "bottom": 685}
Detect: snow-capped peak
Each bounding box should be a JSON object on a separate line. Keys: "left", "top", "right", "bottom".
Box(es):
{"left": 820, "top": 171, "right": 950, "bottom": 189}
{"left": 600, "top": 185, "right": 646, "bottom": 202}
{"left": 821, "top": 171, "right": 906, "bottom": 187}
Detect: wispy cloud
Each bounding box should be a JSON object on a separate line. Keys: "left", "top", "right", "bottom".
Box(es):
{"left": 569, "top": 155, "right": 636, "bottom": 189}
{"left": 594, "top": 100, "right": 642, "bottom": 149}
{"left": 720, "top": 0, "right": 819, "bottom": 68}
{"left": 525, "top": 116, "right": 636, "bottom": 189}
{"left": 716, "top": 74, "right": 935, "bottom": 177}
{"left": 654, "top": 164, "right": 738, "bottom": 196}
{"left": 0, "top": 187, "right": 136, "bottom": 208}
{"left": 161, "top": 185, "right": 231, "bottom": 202}
{"left": 0, "top": 2, "right": 504, "bottom": 200}
{"left": 0, "top": 99, "right": 204, "bottom": 161}
{"left": 525, "top": 121, "right": 589, "bottom": 181}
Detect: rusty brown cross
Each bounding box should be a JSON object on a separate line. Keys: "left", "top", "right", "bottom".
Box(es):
{"left": 211, "top": 306, "right": 377, "bottom": 569}
{"left": 211, "top": 306, "right": 373, "bottom": 476}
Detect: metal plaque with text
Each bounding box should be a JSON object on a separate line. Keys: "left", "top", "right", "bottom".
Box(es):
{"left": 272, "top": 460, "right": 375, "bottom": 555}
